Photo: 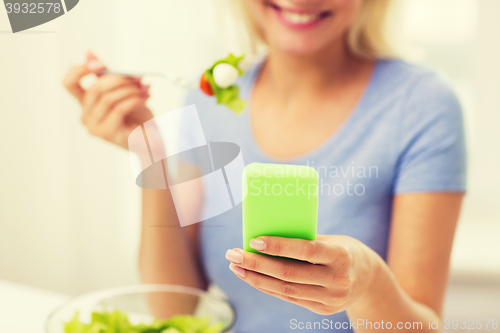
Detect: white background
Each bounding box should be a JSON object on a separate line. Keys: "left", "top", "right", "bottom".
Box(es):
{"left": 0, "top": 0, "right": 499, "bottom": 298}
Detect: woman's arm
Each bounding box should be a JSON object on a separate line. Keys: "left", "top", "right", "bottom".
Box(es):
{"left": 346, "top": 192, "right": 463, "bottom": 331}
{"left": 62, "top": 54, "right": 208, "bottom": 315}
{"left": 225, "top": 192, "right": 463, "bottom": 332}
{"left": 139, "top": 185, "right": 207, "bottom": 289}
{"left": 138, "top": 163, "right": 208, "bottom": 318}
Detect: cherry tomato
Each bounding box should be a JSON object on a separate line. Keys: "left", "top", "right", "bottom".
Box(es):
{"left": 200, "top": 73, "right": 214, "bottom": 96}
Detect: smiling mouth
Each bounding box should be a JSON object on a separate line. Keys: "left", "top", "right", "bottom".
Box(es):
{"left": 266, "top": 1, "right": 332, "bottom": 26}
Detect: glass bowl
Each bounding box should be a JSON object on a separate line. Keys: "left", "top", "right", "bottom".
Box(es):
{"left": 45, "top": 284, "right": 236, "bottom": 333}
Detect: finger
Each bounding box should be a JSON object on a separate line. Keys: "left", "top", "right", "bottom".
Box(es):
{"left": 83, "top": 75, "right": 138, "bottom": 110}
{"left": 249, "top": 236, "right": 337, "bottom": 264}
{"left": 89, "top": 84, "right": 147, "bottom": 125}
{"left": 86, "top": 51, "right": 106, "bottom": 74}
{"left": 229, "top": 264, "right": 330, "bottom": 314}
{"left": 229, "top": 263, "right": 328, "bottom": 303}
{"left": 62, "top": 64, "right": 92, "bottom": 102}
{"left": 87, "top": 50, "right": 98, "bottom": 62}
{"left": 255, "top": 286, "right": 334, "bottom": 316}
{"left": 82, "top": 76, "right": 140, "bottom": 120}
{"left": 95, "top": 95, "right": 146, "bottom": 141}
{"left": 226, "top": 249, "right": 327, "bottom": 285}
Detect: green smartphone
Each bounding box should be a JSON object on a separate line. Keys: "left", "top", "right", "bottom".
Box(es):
{"left": 242, "top": 163, "right": 319, "bottom": 254}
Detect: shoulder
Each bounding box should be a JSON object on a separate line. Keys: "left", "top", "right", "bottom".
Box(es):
{"left": 384, "top": 61, "right": 467, "bottom": 193}
{"left": 377, "top": 58, "right": 461, "bottom": 111}
{"left": 385, "top": 61, "right": 466, "bottom": 173}
{"left": 375, "top": 59, "right": 463, "bottom": 133}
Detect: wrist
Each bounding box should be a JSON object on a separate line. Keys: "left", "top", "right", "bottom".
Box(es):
{"left": 346, "top": 239, "right": 386, "bottom": 313}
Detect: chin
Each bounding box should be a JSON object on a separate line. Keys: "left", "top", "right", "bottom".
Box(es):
{"left": 269, "top": 34, "right": 335, "bottom": 56}
{"left": 276, "top": 42, "right": 325, "bottom": 56}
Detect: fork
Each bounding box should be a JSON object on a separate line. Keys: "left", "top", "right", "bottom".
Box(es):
{"left": 97, "top": 70, "right": 199, "bottom": 89}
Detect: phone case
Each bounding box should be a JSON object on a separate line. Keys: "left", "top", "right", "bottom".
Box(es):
{"left": 242, "top": 163, "right": 319, "bottom": 254}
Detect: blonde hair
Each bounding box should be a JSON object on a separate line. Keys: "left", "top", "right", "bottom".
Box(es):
{"left": 215, "top": 0, "right": 395, "bottom": 59}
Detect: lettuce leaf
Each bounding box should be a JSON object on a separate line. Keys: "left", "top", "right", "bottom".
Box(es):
{"left": 204, "top": 54, "right": 247, "bottom": 114}
{"left": 63, "top": 310, "right": 225, "bottom": 333}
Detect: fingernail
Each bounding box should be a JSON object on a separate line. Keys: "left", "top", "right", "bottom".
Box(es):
{"left": 87, "top": 60, "right": 104, "bottom": 72}
{"left": 229, "top": 263, "right": 246, "bottom": 277}
{"left": 250, "top": 238, "right": 266, "bottom": 251}
{"left": 141, "top": 84, "right": 150, "bottom": 92}
{"left": 226, "top": 249, "right": 243, "bottom": 264}
{"left": 141, "top": 92, "right": 150, "bottom": 99}
{"left": 132, "top": 77, "right": 142, "bottom": 83}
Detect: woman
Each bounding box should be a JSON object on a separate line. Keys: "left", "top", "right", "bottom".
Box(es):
{"left": 63, "top": 0, "right": 466, "bottom": 332}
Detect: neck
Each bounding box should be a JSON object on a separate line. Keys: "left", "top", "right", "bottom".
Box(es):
{"left": 260, "top": 39, "right": 364, "bottom": 99}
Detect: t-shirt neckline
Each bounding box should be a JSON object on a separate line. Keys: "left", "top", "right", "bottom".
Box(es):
{"left": 241, "top": 58, "right": 382, "bottom": 164}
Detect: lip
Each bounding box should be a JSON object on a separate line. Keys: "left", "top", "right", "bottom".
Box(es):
{"left": 266, "top": 1, "right": 332, "bottom": 30}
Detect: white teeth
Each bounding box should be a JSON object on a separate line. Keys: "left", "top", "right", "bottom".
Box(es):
{"left": 281, "top": 11, "right": 319, "bottom": 24}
